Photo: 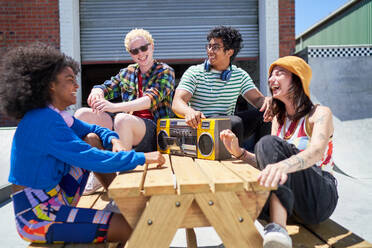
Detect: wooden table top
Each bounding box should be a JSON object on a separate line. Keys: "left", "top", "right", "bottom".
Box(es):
{"left": 109, "top": 154, "right": 273, "bottom": 199}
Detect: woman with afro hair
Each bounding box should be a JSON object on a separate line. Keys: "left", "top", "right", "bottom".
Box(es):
{"left": 0, "top": 43, "right": 165, "bottom": 245}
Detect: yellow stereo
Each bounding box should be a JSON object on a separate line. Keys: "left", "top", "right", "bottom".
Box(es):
{"left": 157, "top": 118, "right": 231, "bottom": 160}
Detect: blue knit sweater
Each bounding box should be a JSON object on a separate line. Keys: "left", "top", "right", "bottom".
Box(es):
{"left": 8, "top": 107, "right": 145, "bottom": 191}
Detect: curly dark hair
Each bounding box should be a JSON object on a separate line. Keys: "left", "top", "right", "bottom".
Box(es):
{"left": 271, "top": 74, "right": 314, "bottom": 125}
{"left": 0, "top": 43, "right": 80, "bottom": 120}
{"left": 207, "top": 26, "right": 243, "bottom": 62}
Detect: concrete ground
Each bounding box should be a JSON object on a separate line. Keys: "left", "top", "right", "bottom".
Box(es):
{"left": 1, "top": 111, "right": 372, "bottom": 247}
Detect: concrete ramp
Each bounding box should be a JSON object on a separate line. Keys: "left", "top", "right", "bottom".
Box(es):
{"left": 305, "top": 46, "right": 372, "bottom": 178}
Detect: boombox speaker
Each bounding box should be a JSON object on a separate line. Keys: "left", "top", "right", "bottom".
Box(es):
{"left": 157, "top": 118, "right": 231, "bottom": 160}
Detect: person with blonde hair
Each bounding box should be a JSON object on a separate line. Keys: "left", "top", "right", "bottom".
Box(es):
{"left": 75, "top": 28, "right": 175, "bottom": 194}
{"left": 220, "top": 56, "right": 338, "bottom": 248}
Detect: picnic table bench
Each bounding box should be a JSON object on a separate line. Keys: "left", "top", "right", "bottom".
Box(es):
{"left": 28, "top": 154, "right": 371, "bottom": 248}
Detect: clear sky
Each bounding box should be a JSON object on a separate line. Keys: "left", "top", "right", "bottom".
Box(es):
{"left": 295, "top": 0, "right": 350, "bottom": 36}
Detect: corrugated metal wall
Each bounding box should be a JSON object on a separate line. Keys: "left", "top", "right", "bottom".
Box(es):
{"left": 296, "top": 0, "right": 372, "bottom": 52}
{"left": 80, "top": 0, "right": 258, "bottom": 63}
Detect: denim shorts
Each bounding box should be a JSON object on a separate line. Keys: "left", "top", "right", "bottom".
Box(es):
{"left": 108, "top": 113, "right": 157, "bottom": 152}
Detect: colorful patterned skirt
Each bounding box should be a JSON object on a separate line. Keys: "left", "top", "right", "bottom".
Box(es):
{"left": 11, "top": 166, "right": 113, "bottom": 243}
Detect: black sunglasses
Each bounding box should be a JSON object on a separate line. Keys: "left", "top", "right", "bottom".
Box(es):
{"left": 129, "top": 43, "right": 151, "bottom": 55}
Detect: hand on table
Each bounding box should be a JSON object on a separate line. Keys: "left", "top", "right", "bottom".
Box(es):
{"left": 144, "top": 151, "right": 166, "bottom": 168}
{"left": 257, "top": 161, "right": 289, "bottom": 188}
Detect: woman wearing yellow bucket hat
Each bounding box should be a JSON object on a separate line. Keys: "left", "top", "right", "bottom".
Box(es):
{"left": 220, "top": 56, "right": 338, "bottom": 248}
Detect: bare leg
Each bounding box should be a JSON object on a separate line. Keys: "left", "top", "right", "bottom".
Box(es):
{"left": 114, "top": 113, "right": 146, "bottom": 151}
{"left": 83, "top": 133, "right": 116, "bottom": 189}
{"left": 74, "top": 107, "right": 113, "bottom": 130}
{"left": 269, "top": 193, "right": 287, "bottom": 228}
{"left": 107, "top": 213, "right": 132, "bottom": 243}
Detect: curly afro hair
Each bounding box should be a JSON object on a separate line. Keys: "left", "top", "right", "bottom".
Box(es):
{"left": 0, "top": 43, "right": 80, "bottom": 120}
{"left": 207, "top": 26, "right": 243, "bottom": 62}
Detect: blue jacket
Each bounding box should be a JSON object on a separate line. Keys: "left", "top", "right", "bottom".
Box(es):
{"left": 8, "top": 107, "right": 145, "bottom": 191}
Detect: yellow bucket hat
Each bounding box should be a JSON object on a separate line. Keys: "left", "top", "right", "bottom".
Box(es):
{"left": 269, "top": 56, "right": 312, "bottom": 98}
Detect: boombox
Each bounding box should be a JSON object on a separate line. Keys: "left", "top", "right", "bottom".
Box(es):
{"left": 157, "top": 118, "right": 231, "bottom": 160}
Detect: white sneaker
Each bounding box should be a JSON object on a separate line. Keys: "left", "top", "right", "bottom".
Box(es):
{"left": 263, "top": 223, "right": 292, "bottom": 248}
{"left": 83, "top": 173, "right": 103, "bottom": 195}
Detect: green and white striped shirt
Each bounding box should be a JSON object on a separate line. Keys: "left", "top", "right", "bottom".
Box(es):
{"left": 177, "top": 63, "right": 256, "bottom": 117}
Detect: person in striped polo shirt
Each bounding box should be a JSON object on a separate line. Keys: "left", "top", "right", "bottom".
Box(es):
{"left": 172, "top": 26, "right": 271, "bottom": 146}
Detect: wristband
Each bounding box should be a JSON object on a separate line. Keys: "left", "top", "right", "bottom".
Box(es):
{"left": 235, "top": 149, "right": 245, "bottom": 160}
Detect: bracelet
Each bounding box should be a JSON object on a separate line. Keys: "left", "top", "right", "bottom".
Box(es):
{"left": 235, "top": 149, "right": 245, "bottom": 160}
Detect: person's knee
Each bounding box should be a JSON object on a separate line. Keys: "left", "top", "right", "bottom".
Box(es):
{"left": 113, "top": 113, "right": 136, "bottom": 130}
{"left": 83, "top": 133, "right": 103, "bottom": 149}
{"left": 74, "top": 107, "right": 93, "bottom": 120}
{"left": 254, "top": 135, "right": 279, "bottom": 168}
{"left": 114, "top": 114, "right": 146, "bottom": 135}
{"left": 255, "top": 135, "right": 278, "bottom": 150}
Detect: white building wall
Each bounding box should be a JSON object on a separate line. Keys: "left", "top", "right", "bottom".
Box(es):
{"left": 59, "top": 0, "right": 82, "bottom": 111}
{"left": 259, "top": 0, "right": 279, "bottom": 96}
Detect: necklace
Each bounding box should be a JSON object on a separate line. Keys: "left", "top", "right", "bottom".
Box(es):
{"left": 282, "top": 118, "right": 299, "bottom": 140}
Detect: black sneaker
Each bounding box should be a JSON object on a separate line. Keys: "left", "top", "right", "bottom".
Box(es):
{"left": 263, "top": 223, "right": 292, "bottom": 248}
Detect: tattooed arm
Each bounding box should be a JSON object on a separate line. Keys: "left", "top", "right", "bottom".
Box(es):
{"left": 258, "top": 106, "right": 334, "bottom": 187}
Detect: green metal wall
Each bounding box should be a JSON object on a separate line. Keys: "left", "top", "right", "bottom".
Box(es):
{"left": 296, "top": 0, "right": 372, "bottom": 51}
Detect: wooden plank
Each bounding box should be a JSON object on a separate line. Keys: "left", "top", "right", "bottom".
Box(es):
{"left": 126, "top": 194, "right": 194, "bottom": 248}
{"left": 221, "top": 159, "right": 276, "bottom": 192}
{"left": 28, "top": 244, "right": 64, "bottom": 248}
{"left": 113, "top": 195, "right": 209, "bottom": 229}
{"left": 180, "top": 200, "right": 210, "bottom": 228}
{"left": 171, "top": 155, "right": 210, "bottom": 194}
{"left": 114, "top": 196, "right": 149, "bottom": 229}
{"left": 258, "top": 219, "right": 329, "bottom": 248}
{"left": 186, "top": 228, "right": 197, "bottom": 248}
{"left": 305, "top": 219, "right": 372, "bottom": 247}
{"left": 108, "top": 165, "right": 145, "bottom": 198}
{"left": 76, "top": 192, "right": 103, "bottom": 209}
{"left": 111, "top": 192, "right": 266, "bottom": 230}
{"left": 195, "top": 159, "right": 244, "bottom": 192}
{"left": 64, "top": 244, "right": 107, "bottom": 248}
{"left": 143, "top": 155, "right": 175, "bottom": 196}
{"left": 236, "top": 191, "right": 268, "bottom": 221}
{"left": 180, "top": 191, "right": 267, "bottom": 228}
{"left": 287, "top": 224, "right": 330, "bottom": 248}
{"left": 139, "top": 163, "right": 149, "bottom": 191}
{"left": 195, "top": 192, "right": 262, "bottom": 248}
{"left": 91, "top": 192, "right": 112, "bottom": 210}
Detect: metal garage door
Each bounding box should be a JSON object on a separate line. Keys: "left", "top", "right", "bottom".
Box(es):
{"left": 80, "top": 0, "right": 258, "bottom": 63}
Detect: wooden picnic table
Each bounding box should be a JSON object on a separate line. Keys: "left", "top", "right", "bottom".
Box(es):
{"left": 108, "top": 154, "right": 272, "bottom": 248}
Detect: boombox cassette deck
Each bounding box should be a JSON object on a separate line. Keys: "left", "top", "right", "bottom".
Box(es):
{"left": 157, "top": 118, "right": 231, "bottom": 160}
